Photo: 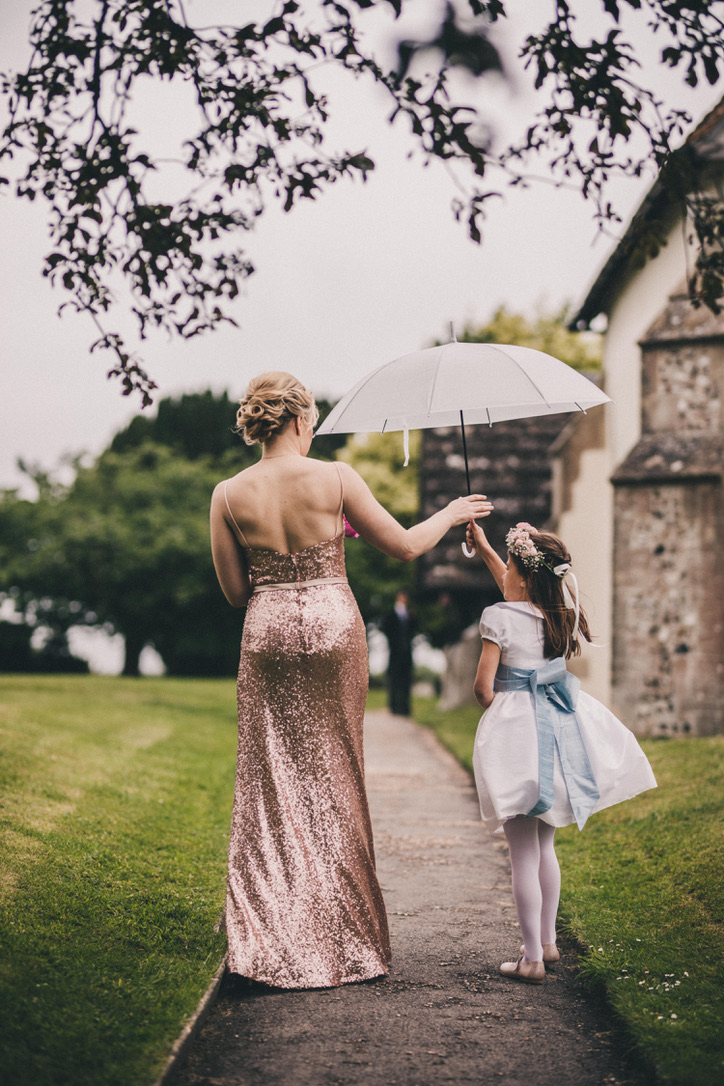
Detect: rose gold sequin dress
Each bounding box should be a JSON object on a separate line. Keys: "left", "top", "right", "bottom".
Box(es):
{"left": 224, "top": 486, "right": 391, "bottom": 989}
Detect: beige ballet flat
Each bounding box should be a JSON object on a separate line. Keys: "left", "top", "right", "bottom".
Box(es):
{"left": 520, "top": 942, "right": 560, "bottom": 965}
{"left": 500, "top": 955, "right": 545, "bottom": 984}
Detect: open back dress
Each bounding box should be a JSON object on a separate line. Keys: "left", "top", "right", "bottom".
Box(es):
{"left": 222, "top": 467, "right": 390, "bottom": 988}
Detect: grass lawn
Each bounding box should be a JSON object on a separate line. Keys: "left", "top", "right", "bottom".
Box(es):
{"left": 0, "top": 675, "right": 237, "bottom": 1086}
{"left": 413, "top": 694, "right": 724, "bottom": 1086}
{"left": 4, "top": 677, "right": 722, "bottom": 1086}
{"left": 0, "top": 677, "right": 393, "bottom": 1086}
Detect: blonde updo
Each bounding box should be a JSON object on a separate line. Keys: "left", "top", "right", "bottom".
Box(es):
{"left": 236, "top": 371, "right": 319, "bottom": 446}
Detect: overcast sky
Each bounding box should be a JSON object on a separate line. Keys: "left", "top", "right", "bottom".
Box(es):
{"left": 1, "top": 0, "right": 721, "bottom": 495}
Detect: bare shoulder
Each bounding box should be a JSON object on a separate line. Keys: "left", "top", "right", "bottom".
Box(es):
{"left": 298, "top": 457, "right": 348, "bottom": 485}
{"left": 210, "top": 478, "right": 228, "bottom": 507}
{"left": 334, "top": 459, "right": 366, "bottom": 489}
{"left": 211, "top": 468, "right": 252, "bottom": 509}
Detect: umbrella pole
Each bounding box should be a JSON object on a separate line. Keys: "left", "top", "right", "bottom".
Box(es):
{"left": 459, "top": 410, "right": 471, "bottom": 495}
{"left": 460, "top": 410, "right": 475, "bottom": 558}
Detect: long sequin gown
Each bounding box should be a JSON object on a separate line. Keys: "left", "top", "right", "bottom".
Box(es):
{"left": 224, "top": 522, "right": 391, "bottom": 989}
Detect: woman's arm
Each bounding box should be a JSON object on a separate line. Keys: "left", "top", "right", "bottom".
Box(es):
{"left": 210, "top": 484, "right": 252, "bottom": 607}
{"left": 474, "top": 639, "right": 501, "bottom": 709}
{"left": 339, "top": 462, "right": 493, "bottom": 561}
{"left": 466, "top": 518, "right": 506, "bottom": 593}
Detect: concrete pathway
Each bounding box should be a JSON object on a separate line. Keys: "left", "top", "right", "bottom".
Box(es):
{"left": 170, "top": 710, "right": 644, "bottom": 1086}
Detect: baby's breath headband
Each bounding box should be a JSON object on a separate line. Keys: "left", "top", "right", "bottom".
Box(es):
{"left": 505, "top": 523, "right": 580, "bottom": 643}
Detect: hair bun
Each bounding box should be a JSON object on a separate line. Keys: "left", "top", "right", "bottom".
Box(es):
{"left": 235, "top": 371, "right": 318, "bottom": 446}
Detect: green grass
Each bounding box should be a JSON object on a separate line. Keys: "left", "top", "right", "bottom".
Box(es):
{"left": 364, "top": 686, "right": 387, "bottom": 712}
{"left": 412, "top": 695, "right": 724, "bottom": 1086}
{"left": 0, "top": 675, "right": 237, "bottom": 1086}
{"left": 0, "top": 676, "right": 393, "bottom": 1085}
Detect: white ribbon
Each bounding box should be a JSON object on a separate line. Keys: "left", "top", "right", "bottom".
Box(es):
{"left": 403, "top": 427, "right": 410, "bottom": 467}
{"left": 553, "top": 562, "right": 580, "bottom": 645}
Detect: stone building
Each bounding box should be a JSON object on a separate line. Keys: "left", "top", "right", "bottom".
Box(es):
{"left": 558, "top": 98, "right": 724, "bottom": 736}
{"left": 611, "top": 295, "right": 724, "bottom": 736}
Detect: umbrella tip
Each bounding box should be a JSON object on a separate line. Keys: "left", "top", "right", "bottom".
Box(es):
{"left": 449, "top": 321, "right": 457, "bottom": 343}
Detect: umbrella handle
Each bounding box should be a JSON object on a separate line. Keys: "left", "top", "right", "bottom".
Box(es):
{"left": 461, "top": 541, "right": 476, "bottom": 559}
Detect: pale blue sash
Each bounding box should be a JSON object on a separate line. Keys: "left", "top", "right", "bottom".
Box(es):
{"left": 494, "top": 658, "right": 599, "bottom": 830}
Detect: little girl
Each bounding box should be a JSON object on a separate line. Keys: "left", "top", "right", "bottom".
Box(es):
{"left": 466, "top": 519, "right": 656, "bottom": 984}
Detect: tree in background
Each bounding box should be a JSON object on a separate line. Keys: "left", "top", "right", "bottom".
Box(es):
{"left": 110, "top": 389, "right": 347, "bottom": 462}
{"left": 110, "top": 389, "right": 256, "bottom": 463}
{"left": 0, "top": 444, "right": 242, "bottom": 676}
{"left": 1, "top": 0, "right": 722, "bottom": 400}
{"left": 457, "top": 305, "right": 603, "bottom": 371}
{"left": 0, "top": 481, "right": 90, "bottom": 672}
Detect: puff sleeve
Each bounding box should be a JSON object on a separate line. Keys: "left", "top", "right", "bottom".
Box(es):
{"left": 479, "top": 604, "right": 510, "bottom": 650}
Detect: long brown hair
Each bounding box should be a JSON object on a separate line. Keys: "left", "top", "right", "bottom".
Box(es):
{"left": 509, "top": 529, "right": 592, "bottom": 659}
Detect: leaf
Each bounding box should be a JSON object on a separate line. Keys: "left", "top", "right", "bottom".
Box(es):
{"left": 703, "top": 54, "right": 719, "bottom": 86}
{"left": 262, "top": 16, "right": 285, "bottom": 36}
{"left": 347, "top": 152, "right": 375, "bottom": 173}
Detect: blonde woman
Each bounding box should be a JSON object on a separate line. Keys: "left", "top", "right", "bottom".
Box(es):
{"left": 210, "top": 371, "right": 492, "bottom": 990}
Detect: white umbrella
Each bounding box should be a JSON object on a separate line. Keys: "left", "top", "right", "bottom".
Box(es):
{"left": 317, "top": 336, "right": 612, "bottom": 555}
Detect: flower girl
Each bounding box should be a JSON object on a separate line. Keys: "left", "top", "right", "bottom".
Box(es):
{"left": 466, "top": 519, "right": 656, "bottom": 984}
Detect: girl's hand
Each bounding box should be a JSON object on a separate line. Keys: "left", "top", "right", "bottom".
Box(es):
{"left": 466, "top": 517, "right": 491, "bottom": 556}
{"left": 446, "top": 494, "right": 493, "bottom": 527}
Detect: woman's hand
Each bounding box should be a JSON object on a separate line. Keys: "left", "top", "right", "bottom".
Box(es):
{"left": 446, "top": 494, "right": 494, "bottom": 527}
{"left": 338, "top": 463, "right": 493, "bottom": 561}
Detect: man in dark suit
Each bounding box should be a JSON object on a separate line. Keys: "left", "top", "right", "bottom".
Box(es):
{"left": 382, "top": 590, "right": 416, "bottom": 716}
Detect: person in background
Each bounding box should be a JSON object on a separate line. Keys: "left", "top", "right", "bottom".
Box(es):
{"left": 382, "top": 590, "right": 416, "bottom": 716}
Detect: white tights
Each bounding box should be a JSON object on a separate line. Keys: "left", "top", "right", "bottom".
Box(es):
{"left": 502, "top": 816, "right": 560, "bottom": 963}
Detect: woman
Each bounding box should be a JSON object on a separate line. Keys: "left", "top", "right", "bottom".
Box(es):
{"left": 210, "top": 371, "right": 492, "bottom": 989}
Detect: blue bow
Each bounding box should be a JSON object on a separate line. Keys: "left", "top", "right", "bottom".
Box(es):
{"left": 494, "top": 658, "right": 599, "bottom": 829}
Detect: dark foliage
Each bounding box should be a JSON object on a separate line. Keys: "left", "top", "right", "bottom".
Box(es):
{"left": 110, "top": 389, "right": 252, "bottom": 462}
{"left": 110, "top": 389, "right": 347, "bottom": 462}
{"left": 0, "top": 620, "right": 89, "bottom": 672}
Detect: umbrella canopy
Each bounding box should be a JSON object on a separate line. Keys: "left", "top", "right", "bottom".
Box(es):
{"left": 317, "top": 340, "right": 612, "bottom": 556}
{"left": 317, "top": 342, "right": 611, "bottom": 436}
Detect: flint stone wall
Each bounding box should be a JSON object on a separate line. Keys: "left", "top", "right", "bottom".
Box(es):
{"left": 611, "top": 478, "right": 724, "bottom": 736}
{"left": 611, "top": 288, "right": 724, "bottom": 736}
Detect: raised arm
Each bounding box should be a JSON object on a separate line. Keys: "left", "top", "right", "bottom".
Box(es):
{"left": 210, "top": 483, "right": 252, "bottom": 607}
{"left": 339, "top": 462, "right": 493, "bottom": 561}
{"left": 466, "top": 518, "right": 506, "bottom": 593}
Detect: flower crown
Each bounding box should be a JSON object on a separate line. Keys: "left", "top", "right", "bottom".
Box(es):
{"left": 505, "top": 522, "right": 571, "bottom": 578}
{"left": 505, "top": 522, "right": 547, "bottom": 570}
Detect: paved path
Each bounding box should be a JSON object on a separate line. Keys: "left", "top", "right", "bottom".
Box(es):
{"left": 171, "top": 710, "right": 644, "bottom": 1086}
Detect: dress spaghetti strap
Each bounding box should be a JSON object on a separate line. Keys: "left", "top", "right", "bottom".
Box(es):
{"left": 333, "top": 462, "right": 345, "bottom": 534}
{"left": 223, "top": 480, "right": 251, "bottom": 547}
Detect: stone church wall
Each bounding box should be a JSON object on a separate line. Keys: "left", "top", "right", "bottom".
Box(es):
{"left": 612, "top": 478, "right": 724, "bottom": 736}
{"left": 611, "top": 292, "right": 724, "bottom": 736}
